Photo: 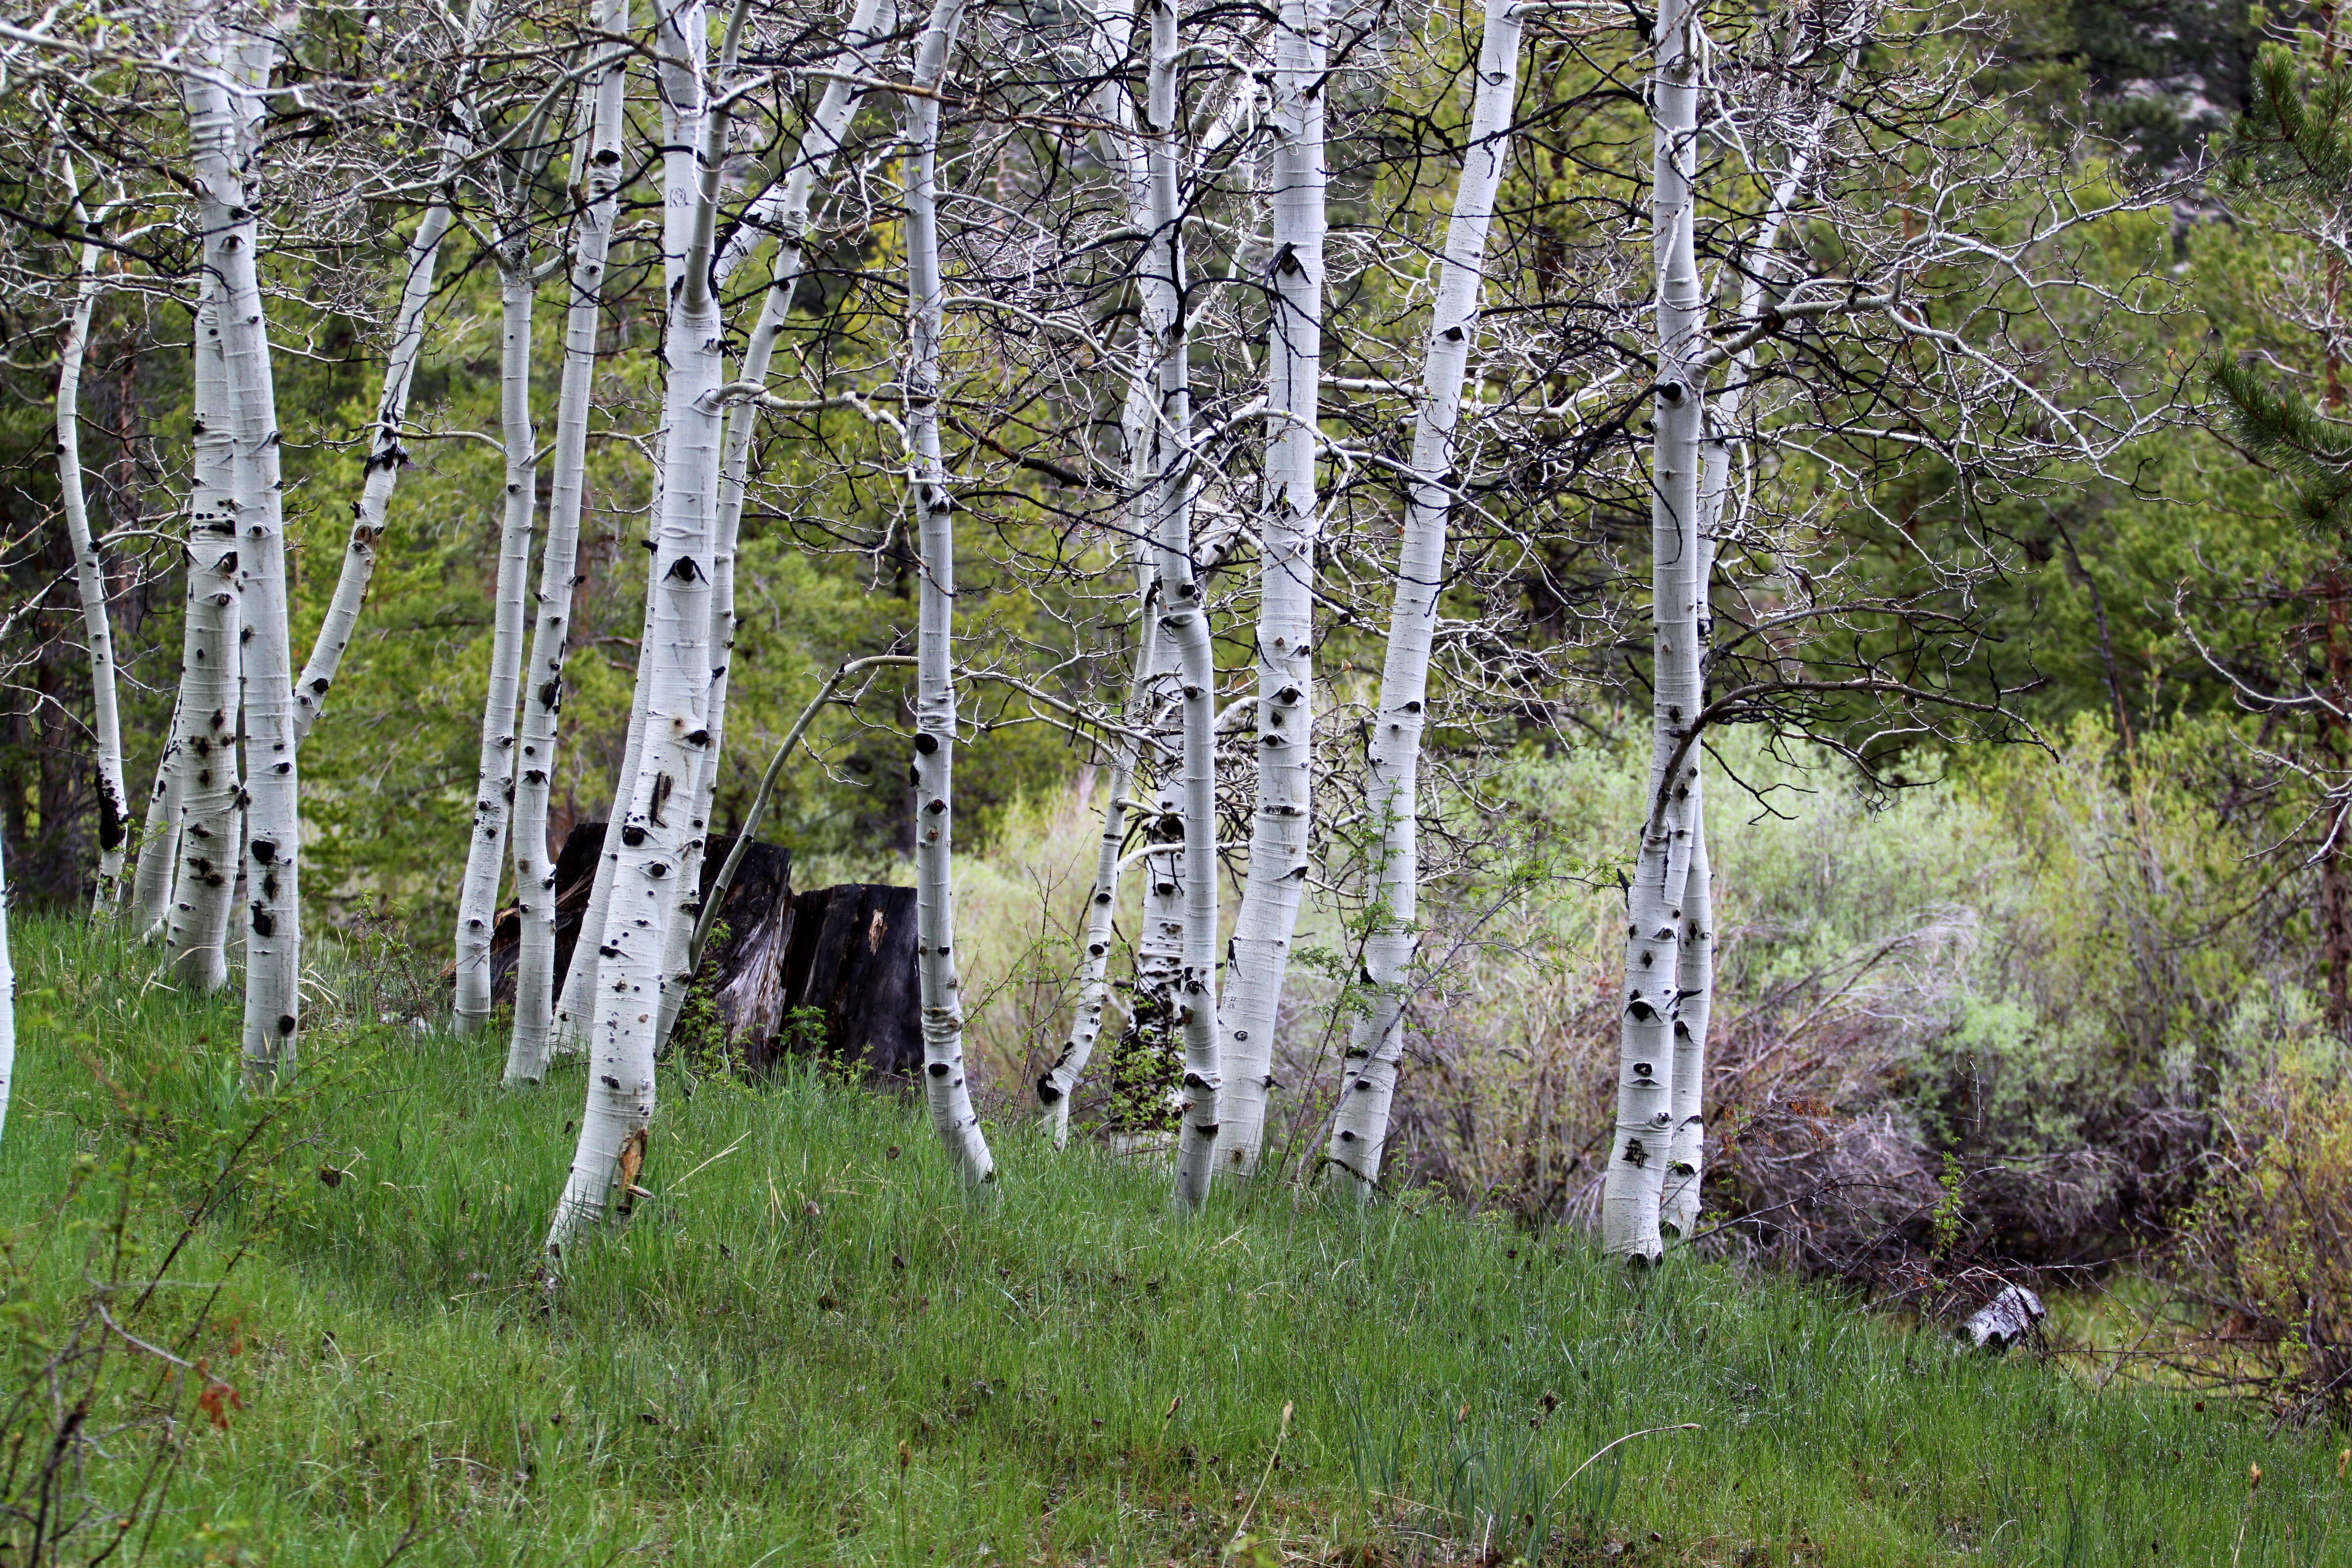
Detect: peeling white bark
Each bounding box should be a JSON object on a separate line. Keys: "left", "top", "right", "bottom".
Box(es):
{"left": 55, "top": 179, "right": 131, "bottom": 912}
{"left": 454, "top": 260, "right": 540, "bottom": 1033}
{"left": 509, "top": 0, "right": 633, "bottom": 1083}
{"left": 1324, "top": 0, "right": 1523, "bottom": 1191}
{"left": 129, "top": 705, "right": 182, "bottom": 941}
{"left": 1214, "top": 0, "right": 1326, "bottom": 1177}
{"left": 196, "top": 22, "right": 305, "bottom": 1089}
{"left": 166, "top": 259, "right": 242, "bottom": 994}
{"left": 549, "top": 0, "right": 728, "bottom": 1254}
{"left": 1600, "top": 0, "right": 1706, "bottom": 1263}
{"left": 1136, "top": 0, "right": 1224, "bottom": 1209}
{"left": 903, "top": 0, "right": 994, "bottom": 1185}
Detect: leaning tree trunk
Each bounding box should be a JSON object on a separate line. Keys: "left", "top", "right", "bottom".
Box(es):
{"left": 290, "top": 1, "right": 484, "bottom": 743}
{"left": 1599, "top": 0, "right": 1706, "bottom": 1264}
{"left": 549, "top": 0, "right": 727, "bottom": 1257}
{"left": 1214, "top": 0, "right": 1327, "bottom": 1177}
{"left": 1324, "top": 0, "right": 1523, "bottom": 1191}
{"left": 902, "top": 0, "right": 994, "bottom": 1185}
{"left": 454, "top": 255, "right": 540, "bottom": 1032}
{"left": 508, "top": 0, "right": 633, "bottom": 1083}
{"left": 165, "top": 259, "right": 242, "bottom": 992}
{"left": 1035, "top": 0, "right": 1169, "bottom": 1144}
{"left": 650, "top": 0, "right": 884, "bottom": 1056}
{"left": 1136, "top": 0, "right": 1225, "bottom": 1210}
{"left": 55, "top": 182, "right": 131, "bottom": 913}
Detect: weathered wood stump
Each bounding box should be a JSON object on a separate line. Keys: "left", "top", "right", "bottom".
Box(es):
{"left": 752, "top": 883, "right": 923, "bottom": 1079}
{"left": 486, "top": 825, "right": 918, "bottom": 1078}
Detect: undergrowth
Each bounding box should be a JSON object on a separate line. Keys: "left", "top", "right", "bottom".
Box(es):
{"left": 0, "top": 918, "right": 2343, "bottom": 1565}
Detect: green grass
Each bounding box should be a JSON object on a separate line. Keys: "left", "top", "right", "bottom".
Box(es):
{"left": 2, "top": 916, "right": 2344, "bottom": 1566}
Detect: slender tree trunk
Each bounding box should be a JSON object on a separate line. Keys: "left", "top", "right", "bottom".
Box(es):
{"left": 1214, "top": 0, "right": 1326, "bottom": 1177}
{"left": 1600, "top": 0, "right": 1705, "bottom": 1263}
{"left": 129, "top": 701, "right": 182, "bottom": 940}
{"left": 199, "top": 26, "right": 305, "bottom": 1088}
{"left": 55, "top": 183, "right": 130, "bottom": 912}
{"left": 549, "top": 0, "right": 730, "bottom": 1255}
{"left": 1657, "top": 80, "right": 1835, "bottom": 1238}
{"left": 292, "top": 0, "right": 485, "bottom": 740}
{"left": 509, "top": 0, "right": 633, "bottom": 1083}
{"left": 1324, "top": 0, "right": 1523, "bottom": 1190}
{"left": 1137, "top": 0, "right": 1224, "bottom": 1209}
{"left": 902, "top": 0, "right": 994, "bottom": 1185}
{"left": 1036, "top": 0, "right": 1163, "bottom": 1143}
{"left": 167, "top": 259, "right": 242, "bottom": 993}
{"left": 454, "top": 259, "right": 540, "bottom": 1032}
{"left": 648, "top": 0, "right": 884, "bottom": 1056}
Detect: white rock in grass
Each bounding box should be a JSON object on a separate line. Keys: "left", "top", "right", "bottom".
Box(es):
{"left": 1960, "top": 1284, "right": 2047, "bottom": 1351}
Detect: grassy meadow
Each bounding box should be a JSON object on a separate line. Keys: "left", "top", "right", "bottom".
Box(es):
{"left": 0, "top": 916, "right": 2343, "bottom": 1566}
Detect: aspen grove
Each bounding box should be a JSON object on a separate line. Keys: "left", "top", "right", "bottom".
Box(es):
{"left": 0, "top": 0, "right": 2263, "bottom": 1277}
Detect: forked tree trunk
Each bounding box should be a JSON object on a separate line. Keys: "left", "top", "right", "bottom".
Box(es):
{"left": 1324, "top": 0, "right": 1523, "bottom": 1190}
{"left": 454, "top": 257, "right": 540, "bottom": 1032}
{"left": 1140, "top": 0, "right": 1224, "bottom": 1209}
{"left": 903, "top": 0, "right": 994, "bottom": 1185}
{"left": 508, "top": 0, "right": 633, "bottom": 1082}
{"left": 549, "top": 0, "right": 729, "bottom": 1255}
{"left": 55, "top": 181, "right": 131, "bottom": 912}
{"left": 166, "top": 259, "right": 242, "bottom": 992}
{"left": 1600, "top": 0, "right": 1705, "bottom": 1263}
{"left": 1214, "top": 0, "right": 1326, "bottom": 1177}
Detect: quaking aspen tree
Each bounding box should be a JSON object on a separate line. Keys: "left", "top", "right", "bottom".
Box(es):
{"left": 1325, "top": 0, "right": 1524, "bottom": 1190}
{"left": 903, "top": 0, "right": 995, "bottom": 1185}
{"left": 507, "top": 0, "right": 633, "bottom": 1082}
{"left": 1599, "top": 0, "right": 1706, "bottom": 1264}
{"left": 550, "top": 0, "right": 735, "bottom": 1252}
{"left": 1213, "top": 0, "right": 1327, "bottom": 1178}
{"left": 54, "top": 169, "right": 130, "bottom": 912}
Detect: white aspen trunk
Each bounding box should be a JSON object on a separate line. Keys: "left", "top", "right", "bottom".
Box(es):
{"left": 167, "top": 258, "right": 242, "bottom": 993}
{"left": 129, "top": 708, "right": 182, "bottom": 941}
{"left": 901, "top": 0, "right": 994, "bottom": 1185}
{"left": 550, "top": 604, "right": 655, "bottom": 1055}
{"left": 1599, "top": 0, "right": 1706, "bottom": 1263}
{"left": 290, "top": 8, "right": 482, "bottom": 742}
{"left": 509, "top": 0, "right": 633, "bottom": 1083}
{"left": 1214, "top": 0, "right": 1326, "bottom": 1177}
{"left": 203, "top": 25, "right": 305, "bottom": 1088}
{"left": 1324, "top": 0, "right": 1523, "bottom": 1190}
{"left": 453, "top": 260, "right": 540, "bottom": 1032}
{"left": 55, "top": 186, "right": 131, "bottom": 912}
{"left": 648, "top": 0, "right": 885, "bottom": 1055}
{"left": 1140, "top": 0, "right": 1224, "bottom": 1209}
{"left": 549, "top": 0, "right": 727, "bottom": 1255}
{"left": 1035, "top": 0, "right": 1163, "bottom": 1143}
{"left": 1654, "top": 91, "right": 1832, "bottom": 1239}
